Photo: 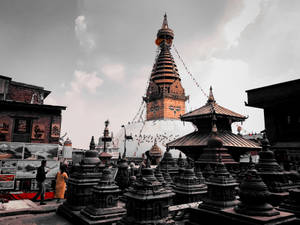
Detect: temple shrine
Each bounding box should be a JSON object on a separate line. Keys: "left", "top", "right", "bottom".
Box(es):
{"left": 167, "top": 86, "right": 261, "bottom": 162}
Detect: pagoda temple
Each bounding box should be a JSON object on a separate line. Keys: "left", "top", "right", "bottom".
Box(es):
{"left": 115, "top": 14, "right": 194, "bottom": 158}
{"left": 143, "top": 13, "right": 188, "bottom": 121}
{"left": 167, "top": 86, "right": 261, "bottom": 162}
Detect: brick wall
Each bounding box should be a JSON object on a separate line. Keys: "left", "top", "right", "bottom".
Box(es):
{"left": 0, "top": 110, "right": 61, "bottom": 144}
{"left": 146, "top": 98, "right": 185, "bottom": 120}
{"left": 7, "top": 84, "right": 43, "bottom": 104}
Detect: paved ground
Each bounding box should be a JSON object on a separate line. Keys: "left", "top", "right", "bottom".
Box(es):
{"left": 0, "top": 212, "right": 72, "bottom": 225}
{"left": 0, "top": 199, "right": 72, "bottom": 225}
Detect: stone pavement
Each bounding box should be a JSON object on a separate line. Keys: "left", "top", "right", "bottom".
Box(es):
{"left": 0, "top": 199, "right": 70, "bottom": 225}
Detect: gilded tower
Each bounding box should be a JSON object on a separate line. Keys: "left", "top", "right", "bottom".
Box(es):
{"left": 143, "top": 14, "right": 188, "bottom": 120}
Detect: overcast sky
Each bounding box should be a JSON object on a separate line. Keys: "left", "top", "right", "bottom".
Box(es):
{"left": 1, "top": 0, "right": 299, "bottom": 148}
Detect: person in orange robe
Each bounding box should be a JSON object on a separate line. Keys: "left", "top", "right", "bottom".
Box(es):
{"left": 55, "top": 165, "right": 68, "bottom": 203}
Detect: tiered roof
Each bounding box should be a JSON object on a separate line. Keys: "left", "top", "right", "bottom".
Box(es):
{"left": 181, "top": 86, "right": 246, "bottom": 122}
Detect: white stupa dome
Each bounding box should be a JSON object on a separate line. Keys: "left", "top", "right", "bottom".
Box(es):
{"left": 115, "top": 119, "right": 195, "bottom": 158}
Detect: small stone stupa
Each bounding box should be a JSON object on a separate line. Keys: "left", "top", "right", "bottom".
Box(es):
{"left": 57, "top": 148, "right": 101, "bottom": 218}
{"left": 235, "top": 161, "right": 278, "bottom": 216}
{"left": 118, "top": 158, "right": 175, "bottom": 225}
{"left": 79, "top": 168, "right": 126, "bottom": 224}
{"left": 199, "top": 154, "right": 238, "bottom": 211}
{"left": 149, "top": 139, "right": 163, "bottom": 165}
{"left": 196, "top": 112, "right": 237, "bottom": 169}
{"left": 173, "top": 162, "right": 207, "bottom": 204}
{"left": 159, "top": 148, "right": 179, "bottom": 180}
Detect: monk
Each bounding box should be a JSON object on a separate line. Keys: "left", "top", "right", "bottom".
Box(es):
{"left": 55, "top": 165, "right": 68, "bottom": 203}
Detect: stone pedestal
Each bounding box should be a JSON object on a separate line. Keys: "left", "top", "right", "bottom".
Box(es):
{"left": 279, "top": 188, "right": 300, "bottom": 218}
{"left": 173, "top": 168, "right": 207, "bottom": 204}
{"left": 78, "top": 168, "right": 126, "bottom": 225}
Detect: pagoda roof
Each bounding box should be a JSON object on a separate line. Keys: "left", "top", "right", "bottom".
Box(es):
{"left": 167, "top": 130, "right": 260, "bottom": 150}
{"left": 181, "top": 87, "right": 246, "bottom": 122}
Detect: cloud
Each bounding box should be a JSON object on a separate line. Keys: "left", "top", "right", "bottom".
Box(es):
{"left": 75, "top": 15, "right": 95, "bottom": 51}
{"left": 224, "top": 0, "right": 262, "bottom": 48}
{"left": 68, "top": 70, "right": 103, "bottom": 94}
{"left": 101, "top": 63, "right": 126, "bottom": 82}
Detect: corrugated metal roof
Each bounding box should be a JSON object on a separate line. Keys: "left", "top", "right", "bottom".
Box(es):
{"left": 167, "top": 130, "right": 261, "bottom": 149}
{"left": 181, "top": 102, "right": 246, "bottom": 121}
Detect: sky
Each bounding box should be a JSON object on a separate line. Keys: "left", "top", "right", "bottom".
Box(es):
{"left": 1, "top": 0, "right": 299, "bottom": 148}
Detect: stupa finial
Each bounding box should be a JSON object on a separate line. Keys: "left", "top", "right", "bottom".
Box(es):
{"left": 207, "top": 86, "right": 216, "bottom": 103}
{"left": 162, "top": 13, "right": 168, "bottom": 29}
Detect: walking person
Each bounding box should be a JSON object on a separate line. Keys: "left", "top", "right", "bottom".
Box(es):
{"left": 32, "top": 160, "right": 48, "bottom": 205}
{"left": 55, "top": 164, "right": 68, "bottom": 203}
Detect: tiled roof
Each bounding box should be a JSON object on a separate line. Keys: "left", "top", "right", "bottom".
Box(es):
{"left": 181, "top": 87, "right": 246, "bottom": 121}
{"left": 181, "top": 102, "right": 246, "bottom": 121}
{"left": 167, "top": 131, "right": 261, "bottom": 149}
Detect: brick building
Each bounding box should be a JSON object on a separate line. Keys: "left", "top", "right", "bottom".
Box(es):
{"left": 0, "top": 75, "right": 66, "bottom": 144}
{"left": 0, "top": 75, "right": 66, "bottom": 195}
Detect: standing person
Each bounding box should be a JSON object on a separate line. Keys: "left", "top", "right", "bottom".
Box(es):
{"left": 55, "top": 164, "right": 68, "bottom": 203}
{"left": 32, "top": 160, "right": 48, "bottom": 205}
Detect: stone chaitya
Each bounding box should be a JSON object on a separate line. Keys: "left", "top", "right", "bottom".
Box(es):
{"left": 159, "top": 148, "right": 178, "bottom": 180}
{"left": 177, "top": 152, "right": 185, "bottom": 168}
{"left": 234, "top": 162, "right": 278, "bottom": 216}
{"left": 155, "top": 166, "right": 167, "bottom": 187}
{"left": 118, "top": 160, "right": 175, "bottom": 225}
{"left": 219, "top": 162, "right": 298, "bottom": 225}
{"left": 89, "top": 136, "right": 96, "bottom": 150}
{"left": 173, "top": 164, "right": 207, "bottom": 204}
{"left": 187, "top": 159, "right": 299, "bottom": 225}
{"left": 115, "top": 156, "right": 130, "bottom": 192}
{"left": 199, "top": 155, "right": 238, "bottom": 211}
{"left": 57, "top": 149, "right": 101, "bottom": 218}
{"left": 256, "top": 133, "right": 290, "bottom": 192}
{"left": 99, "top": 120, "right": 112, "bottom": 165}
{"left": 78, "top": 168, "right": 126, "bottom": 224}
{"left": 196, "top": 113, "right": 238, "bottom": 171}
{"left": 148, "top": 140, "right": 163, "bottom": 165}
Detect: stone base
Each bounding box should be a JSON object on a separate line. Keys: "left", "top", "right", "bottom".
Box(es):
{"left": 269, "top": 192, "right": 290, "bottom": 206}
{"left": 79, "top": 206, "right": 126, "bottom": 225}
{"left": 279, "top": 203, "right": 300, "bottom": 218}
{"left": 186, "top": 207, "right": 299, "bottom": 225}
{"left": 199, "top": 199, "right": 238, "bottom": 211}
{"left": 57, "top": 203, "right": 126, "bottom": 225}
{"left": 118, "top": 216, "right": 175, "bottom": 225}
{"left": 57, "top": 203, "right": 81, "bottom": 221}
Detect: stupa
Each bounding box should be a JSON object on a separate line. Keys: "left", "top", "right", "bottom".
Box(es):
{"left": 79, "top": 168, "right": 126, "bottom": 224}
{"left": 99, "top": 120, "right": 113, "bottom": 165}
{"left": 115, "top": 14, "right": 194, "bottom": 158}
{"left": 57, "top": 148, "right": 101, "bottom": 219}
{"left": 159, "top": 148, "right": 179, "bottom": 179}
{"left": 199, "top": 155, "right": 238, "bottom": 211}
{"left": 117, "top": 159, "right": 175, "bottom": 225}
{"left": 256, "top": 133, "right": 292, "bottom": 205}
{"left": 196, "top": 112, "right": 238, "bottom": 171}
{"left": 148, "top": 139, "right": 163, "bottom": 165}
{"left": 173, "top": 165, "right": 207, "bottom": 204}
